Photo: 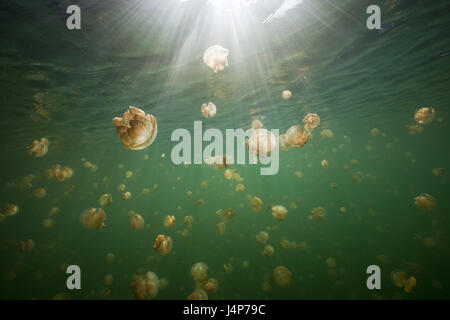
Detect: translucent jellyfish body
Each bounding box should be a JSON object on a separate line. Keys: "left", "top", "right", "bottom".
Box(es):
{"left": 153, "top": 234, "right": 173, "bottom": 255}
{"left": 54, "top": 166, "right": 73, "bottom": 182}
{"left": 282, "top": 90, "right": 292, "bottom": 99}
{"left": 370, "top": 128, "right": 380, "bottom": 136}
{"left": 80, "top": 207, "right": 107, "bottom": 230}
{"left": 112, "top": 106, "right": 157, "bottom": 150}
{"left": 201, "top": 102, "right": 217, "bottom": 118}
{"left": 414, "top": 107, "right": 435, "bottom": 125}
{"left": 432, "top": 168, "right": 445, "bottom": 177}
{"left": 413, "top": 193, "right": 436, "bottom": 211}
{"left": 184, "top": 216, "right": 193, "bottom": 228}
{"left": 235, "top": 184, "right": 245, "bottom": 193}
{"left": 27, "top": 138, "right": 49, "bottom": 157}
{"left": 273, "top": 266, "right": 292, "bottom": 287}
{"left": 391, "top": 270, "right": 416, "bottom": 293}
{"left": 286, "top": 125, "right": 309, "bottom": 148}
{"left": 130, "top": 214, "right": 145, "bottom": 231}
{"left": 187, "top": 288, "right": 208, "bottom": 300}
{"left": 248, "top": 129, "right": 277, "bottom": 157}
{"left": 223, "top": 208, "right": 236, "bottom": 222}
{"left": 250, "top": 196, "right": 263, "bottom": 212}
{"left": 130, "top": 271, "right": 160, "bottom": 300}
{"left": 164, "top": 215, "right": 176, "bottom": 227}
{"left": 303, "top": 113, "right": 320, "bottom": 131}
{"left": 271, "top": 205, "right": 288, "bottom": 221}
{"left": 203, "top": 45, "right": 229, "bottom": 73}
{"left": 191, "top": 262, "right": 208, "bottom": 282}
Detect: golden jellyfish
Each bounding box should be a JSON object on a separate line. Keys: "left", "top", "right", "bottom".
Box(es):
{"left": 130, "top": 214, "right": 145, "bottom": 231}
{"left": 251, "top": 119, "right": 263, "bottom": 130}
{"left": 279, "top": 134, "right": 292, "bottom": 151}
{"left": 414, "top": 107, "right": 435, "bottom": 125}
{"left": 320, "top": 129, "right": 334, "bottom": 139}
{"left": 125, "top": 170, "right": 133, "bottom": 179}
{"left": 215, "top": 221, "right": 226, "bottom": 235}
{"left": 256, "top": 231, "right": 269, "bottom": 245}
{"left": 191, "top": 262, "right": 208, "bottom": 282}
{"left": 55, "top": 167, "right": 73, "bottom": 182}
{"left": 112, "top": 106, "right": 157, "bottom": 150}
{"left": 282, "top": 90, "right": 292, "bottom": 99}
{"left": 326, "top": 257, "right": 337, "bottom": 268}
{"left": 370, "top": 128, "right": 380, "bottom": 136}
{"left": 2, "top": 203, "right": 19, "bottom": 217}
{"left": 413, "top": 193, "right": 436, "bottom": 211}
{"left": 42, "top": 218, "right": 54, "bottom": 228}
{"left": 339, "top": 206, "right": 347, "bottom": 214}
{"left": 104, "top": 274, "right": 113, "bottom": 286}
{"left": 99, "top": 194, "right": 112, "bottom": 207}
{"left": 130, "top": 271, "right": 160, "bottom": 300}
{"left": 184, "top": 216, "right": 193, "bottom": 228}
{"left": 223, "top": 208, "right": 236, "bottom": 222}
{"left": 231, "top": 172, "right": 242, "bottom": 182}
{"left": 271, "top": 205, "right": 288, "bottom": 221}
{"left": 303, "top": 113, "right": 320, "bottom": 131}
{"left": 122, "top": 191, "right": 131, "bottom": 200}
{"left": 391, "top": 270, "right": 416, "bottom": 293}
{"left": 321, "top": 160, "right": 328, "bottom": 167}
{"left": 159, "top": 278, "right": 168, "bottom": 290}
{"left": 33, "top": 187, "right": 47, "bottom": 198}
{"left": 164, "top": 215, "right": 176, "bottom": 227}
{"left": 235, "top": 184, "right": 245, "bottom": 193}
{"left": 432, "top": 168, "right": 445, "bottom": 177}
{"left": 153, "top": 234, "right": 173, "bottom": 255}
{"left": 294, "top": 171, "right": 303, "bottom": 179}
{"left": 204, "top": 278, "right": 219, "bottom": 294}
{"left": 273, "top": 266, "right": 292, "bottom": 287}
{"left": 203, "top": 45, "right": 229, "bottom": 73}
{"left": 330, "top": 183, "right": 338, "bottom": 189}
{"left": 27, "top": 138, "right": 49, "bottom": 157}
{"left": 248, "top": 129, "right": 277, "bottom": 157}
{"left": 80, "top": 207, "right": 107, "bottom": 230}
{"left": 106, "top": 253, "right": 115, "bottom": 264}
{"left": 250, "top": 196, "right": 263, "bottom": 212}
{"left": 286, "top": 125, "right": 309, "bottom": 148}
{"left": 309, "top": 206, "right": 326, "bottom": 220}
{"left": 262, "top": 245, "right": 274, "bottom": 257}
{"left": 201, "top": 102, "right": 217, "bottom": 118}
{"left": 187, "top": 288, "right": 208, "bottom": 300}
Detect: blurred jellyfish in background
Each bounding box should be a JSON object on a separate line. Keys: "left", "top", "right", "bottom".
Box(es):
{"left": 106, "top": 253, "right": 115, "bottom": 264}
{"left": 201, "top": 102, "right": 217, "bottom": 118}
{"left": 256, "top": 231, "right": 269, "bottom": 245}
{"left": 130, "top": 213, "right": 145, "bottom": 231}
{"left": 273, "top": 266, "right": 292, "bottom": 287}
{"left": 2, "top": 203, "right": 19, "bottom": 217}
{"left": 413, "top": 193, "right": 436, "bottom": 211}
{"left": 27, "top": 138, "right": 49, "bottom": 157}
{"left": 184, "top": 216, "right": 193, "bottom": 228}
{"left": 414, "top": 107, "right": 435, "bottom": 125}
{"left": 153, "top": 235, "right": 173, "bottom": 255}
{"left": 271, "top": 205, "right": 288, "bottom": 221}
{"left": 262, "top": 245, "right": 274, "bottom": 257}
{"left": 431, "top": 168, "right": 445, "bottom": 177}
{"left": 215, "top": 222, "right": 226, "bottom": 235}
{"left": 112, "top": 106, "right": 157, "bottom": 150}
{"left": 104, "top": 274, "right": 113, "bottom": 286}
{"left": 187, "top": 288, "right": 208, "bottom": 300}
{"left": 320, "top": 129, "right": 334, "bottom": 139}
{"left": 80, "top": 208, "right": 107, "bottom": 230}
{"left": 391, "top": 270, "right": 417, "bottom": 293}
{"left": 99, "top": 194, "right": 112, "bottom": 207}
{"left": 130, "top": 271, "right": 159, "bottom": 300}
{"left": 191, "top": 262, "right": 208, "bottom": 282}
{"left": 203, "top": 45, "right": 229, "bottom": 73}
{"left": 121, "top": 191, "right": 131, "bottom": 200}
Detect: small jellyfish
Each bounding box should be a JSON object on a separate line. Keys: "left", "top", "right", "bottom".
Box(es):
{"left": 271, "top": 205, "right": 288, "bottom": 221}
{"left": 286, "top": 125, "right": 309, "bottom": 148}
{"left": 432, "top": 168, "right": 445, "bottom": 177}
{"left": 204, "top": 278, "right": 219, "bottom": 294}
{"left": 273, "top": 266, "right": 292, "bottom": 287}
{"left": 235, "top": 184, "right": 245, "bottom": 193}
{"left": 203, "top": 45, "right": 229, "bottom": 73}
{"left": 251, "top": 119, "right": 263, "bottom": 130}
{"left": 186, "top": 190, "right": 193, "bottom": 199}
{"left": 262, "top": 245, "right": 274, "bottom": 257}
{"left": 164, "top": 215, "right": 176, "bottom": 227}
{"left": 256, "top": 231, "right": 269, "bottom": 245}
{"left": 184, "top": 216, "right": 193, "bottom": 228}
{"left": 339, "top": 207, "right": 347, "bottom": 214}
{"left": 2, "top": 203, "right": 19, "bottom": 217}
{"left": 224, "top": 169, "right": 235, "bottom": 180}
{"left": 309, "top": 206, "right": 326, "bottom": 220}
{"left": 215, "top": 221, "right": 226, "bottom": 235}
{"left": 282, "top": 90, "right": 292, "bottom": 100}
{"left": 130, "top": 214, "right": 145, "bottom": 231}
{"left": 413, "top": 193, "right": 436, "bottom": 211}
{"left": 153, "top": 234, "right": 173, "bottom": 255}
{"left": 99, "top": 194, "right": 112, "bottom": 207}
{"left": 223, "top": 208, "right": 236, "bottom": 222}
{"left": 117, "top": 184, "right": 126, "bottom": 192}
{"left": 130, "top": 271, "right": 160, "bottom": 300}
{"left": 248, "top": 129, "right": 277, "bottom": 157}
{"left": 201, "top": 102, "right": 217, "bottom": 118}
{"left": 187, "top": 288, "right": 208, "bottom": 300}
{"left": 320, "top": 129, "right": 334, "bottom": 139}
{"left": 303, "top": 113, "right": 320, "bottom": 131}
{"left": 27, "top": 138, "right": 49, "bottom": 157}
{"left": 321, "top": 160, "right": 328, "bottom": 167}
{"left": 122, "top": 191, "right": 131, "bottom": 200}
{"left": 250, "top": 196, "right": 263, "bottom": 212}
{"left": 200, "top": 181, "right": 208, "bottom": 189}
{"left": 224, "top": 263, "right": 233, "bottom": 274}
{"left": 191, "top": 262, "right": 208, "bottom": 282}
{"left": 414, "top": 107, "right": 435, "bottom": 125}
{"left": 112, "top": 106, "right": 157, "bottom": 150}
{"left": 80, "top": 207, "right": 107, "bottom": 230}
{"left": 294, "top": 171, "right": 303, "bottom": 179}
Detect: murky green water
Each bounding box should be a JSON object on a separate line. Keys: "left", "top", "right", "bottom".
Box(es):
{"left": 1, "top": 0, "right": 449, "bottom": 300}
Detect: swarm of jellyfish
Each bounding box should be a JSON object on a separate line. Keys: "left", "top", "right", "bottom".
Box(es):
{"left": 201, "top": 102, "right": 217, "bottom": 118}
{"left": 272, "top": 205, "right": 288, "bottom": 221}
{"left": 27, "top": 138, "right": 49, "bottom": 157}
{"left": 309, "top": 206, "right": 326, "bottom": 220}
{"left": 112, "top": 106, "right": 157, "bottom": 150}
{"left": 153, "top": 234, "right": 172, "bottom": 255}
{"left": 414, "top": 107, "right": 435, "bottom": 125}
{"left": 203, "top": 45, "right": 229, "bottom": 73}
{"left": 302, "top": 113, "right": 320, "bottom": 131}
{"left": 130, "top": 213, "right": 145, "bottom": 231}
{"left": 80, "top": 207, "right": 107, "bottom": 230}
{"left": 413, "top": 193, "right": 436, "bottom": 211}
{"left": 273, "top": 266, "right": 292, "bottom": 287}
{"left": 130, "top": 271, "right": 160, "bottom": 300}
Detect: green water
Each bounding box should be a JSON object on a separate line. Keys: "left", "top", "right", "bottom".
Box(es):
{"left": 0, "top": 0, "right": 449, "bottom": 300}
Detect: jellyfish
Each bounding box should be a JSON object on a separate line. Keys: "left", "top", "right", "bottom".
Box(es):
{"left": 303, "top": 113, "right": 320, "bottom": 131}
{"left": 235, "top": 184, "right": 245, "bottom": 193}
{"left": 413, "top": 193, "right": 436, "bottom": 211}
{"left": 262, "top": 245, "right": 274, "bottom": 257}
{"left": 106, "top": 253, "right": 115, "bottom": 264}
{"left": 130, "top": 271, "right": 160, "bottom": 300}
{"left": 191, "top": 262, "right": 208, "bottom": 282}
{"left": 164, "top": 215, "right": 176, "bottom": 227}
{"left": 256, "top": 231, "right": 269, "bottom": 245}
{"left": 112, "top": 106, "right": 157, "bottom": 150}
{"left": 204, "top": 278, "right": 219, "bottom": 294}
{"left": 432, "top": 168, "right": 445, "bottom": 177}
{"left": 414, "top": 107, "right": 435, "bottom": 125}
{"left": 153, "top": 234, "right": 173, "bottom": 255}
{"left": 125, "top": 170, "right": 133, "bottom": 179}
{"left": 201, "top": 102, "right": 217, "bottom": 118}
{"left": 326, "top": 257, "right": 337, "bottom": 268}
{"left": 80, "top": 207, "right": 107, "bottom": 230}
{"left": 309, "top": 206, "right": 326, "bottom": 220}
{"left": 321, "top": 160, "right": 328, "bottom": 167}
{"left": 370, "top": 128, "right": 380, "bottom": 136}
{"left": 99, "top": 194, "right": 112, "bottom": 207}
{"left": 215, "top": 221, "right": 226, "bottom": 235}
{"left": 231, "top": 172, "right": 242, "bottom": 182}
{"left": 42, "top": 218, "right": 54, "bottom": 228}
{"left": 273, "top": 266, "right": 292, "bottom": 287}
{"left": 251, "top": 119, "right": 263, "bottom": 130}
{"left": 339, "top": 207, "right": 347, "bottom": 214}
{"left": 184, "top": 216, "right": 194, "bottom": 229}
{"left": 159, "top": 278, "right": 168, "bottom": 290}
{"left": 2, "top": 203, "right": 19, "bottom": 217}
{"left": 320, "top": 129, "right": 334, "bottom": 139}
{"left": 130, "top": 214, "right": 145, "bottom": 231}
{"left": 187, "top": 288, "right": 208, "bottom": 300}
{"left": 224, "top": 169, "right": 235, "bottom": 180}
{"left": 271, "top": 205, "right": 288, "bottom": 221}
{"left": 248, "top": 129, "right": 277, "bottom": 157}
{"left": 223, "top": 208, "right": 236, "bottom": 222}
{"left": 54, "top": 167, "right": 73, "bottom": 182}
{"left": 282, "top": 90, "right": 292, "bottom": 99}
{"left": 262, "top": 281, "right": 272, "bottom": 293}
{"left": 203, "top": 45, "right": 229, "bottom": 73}
{"left": 286, "top": 125, "right": 309, "bottom": 148}
{"left": 33, "top": 187, "right": 47, "bottom": 198}
{"left": 27, "top": 138, "right": 49, "bottom": 157}
{"left": 250, "top": 196, "right": 263, "bottom": 212}
{"left": 104, "top": 274, "right": 113, "bottom": 286}
{"left": 200, "top": 181, "right": 208, "bottom": 189}
{"left": 122, "top": 191, "right": 131, "bottom": 200}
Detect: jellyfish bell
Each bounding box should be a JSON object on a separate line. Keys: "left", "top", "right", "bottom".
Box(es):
{"left": 112, "top": 106, "right": 157, "bottom": 151}
{"left": 80, "top": 207, "right": 107, "bottom": 230}
{"left": 414, "top": 107, "right": 435, "bottom": 125}
{"left": 413, "top": 193, "right": 436, "bottom": 211}
{"left": 201, "top": 102, "right": 217, "bottom": 118}
{"left": 248, "top": 129, "right": 277, "bottom": 157}
{"left": 27, "top": 138, "right": 49, "bottom": 158}
{"left": 271, "top": 205, "right": 288, "bottom": 221}
{"left": 2, "top": 203, "right": 19, "bottom": 217}
{"left": 282, "top": 90, "right": 292, "bottom": 99}
{"left": 164, "top": 215, "right": 176, "bottom": 227}
{"left": 99, "top": 193, "right": 112, "bottom": 207}
{"left": 223, "top": 208, "right": 236, "bottom": 222}
{"left": 286, "top": 125, "right": 309, "bottom": 148}
{"left": 303, "top": 113, "right": 320, "bottom": 131}
{"left": 256, "top": 231, "right": 269, "bottom": 245}
{"left": 187, "top": 288, "right": 208, "bottom": 300}
{"left": 203, "top": 45, "right": 229, "bottom": 73}
{"left": 320, "top": 129, "right": 334, "bottom": 139}
{"left": 130, "top": 214, "right": 145, "bottom": 231}
{"left": 273, "top": 266, "right": 292, "bottom": 287}
{"left": 263, "top": 245, "right": 274, "bottom": 257}
{"left": 309, "top": 206, "right": 326, "bottom": 220}
{"left": 191, "top": 262, "right": 208, "bottom": 282}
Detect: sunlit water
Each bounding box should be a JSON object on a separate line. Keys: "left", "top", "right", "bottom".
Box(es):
{"left": 0, "top": 0, "right": 449, "bottom": 299}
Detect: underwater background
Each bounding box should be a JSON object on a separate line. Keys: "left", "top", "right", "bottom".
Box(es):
{"left": 0, "top": 0, "right": 449, "bottom": 299}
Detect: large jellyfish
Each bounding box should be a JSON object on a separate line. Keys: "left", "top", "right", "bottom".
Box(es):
{"left": 248, "top": 129, "right": 277, "bottom": 157}
{"left": 80, "top": 207, "right": 107, "bottom": 230}
{"left": 112, "top": 106, "right": 157, "bottom": 150}
{"left": 130, "top": 271, "right": 160, "bottom": 300}
{"left": 273, "top": 266, "right": 292, "bottom": 287}
{"left": 203, "top": 45, "right": 229, "bottom": 73}
{"left": 414, "top": 107, "right": 435, "bottom": 125}
{"left": 201, "top": 102, "right": 217, "bottom": 118}
{"left": 204, "top": 278, "right": 219, "bottom": 294}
